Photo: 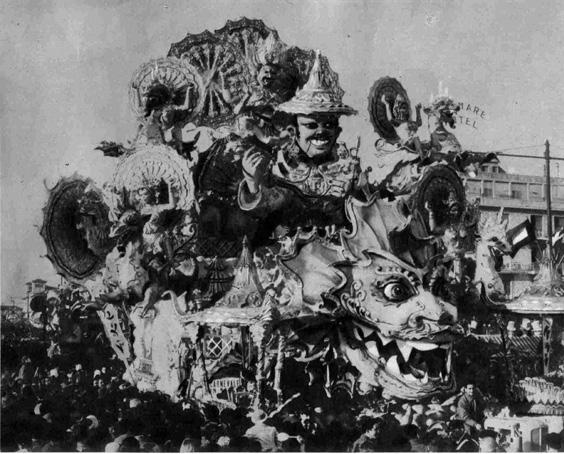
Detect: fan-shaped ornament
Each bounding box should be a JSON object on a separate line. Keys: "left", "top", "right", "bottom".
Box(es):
{"left": 368, "top": 76, "right": 411, "bottom": 141}
{"left": 168, "top": 30, "right": 250, "bottom": 127}
{"left": 214, "top": 17, "right": 280, "bottom": 70}
{"left": 41, "top": 176, "right": 113, "bottom": 283}
{"left": 110, "top": 144, "right": 195, "bottom": 211}
{"left": 129, "top": 57, "right": 199, "bottom": 119}
{"left": 214, "top": 18, "right": 291, "bottom": 100}
{"left": 408, "top": 164, "right": 465, "bottom": 232}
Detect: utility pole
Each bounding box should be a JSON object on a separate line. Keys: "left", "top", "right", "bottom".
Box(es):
{"left": 545, "top": 140, "right": 553, "bottom": 280}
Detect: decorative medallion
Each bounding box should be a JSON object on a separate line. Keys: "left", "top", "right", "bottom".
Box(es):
{"left": 41, "top": 176, "right": 113, "bottom": 283}
{"left": 368, "top": 76, "right": 411, "bottom": 140}
{"left": 129, "top": 57, "right": 199, "bottom": 119}
{"left": 110, "top": 144, "right": 195, "bottom": 211}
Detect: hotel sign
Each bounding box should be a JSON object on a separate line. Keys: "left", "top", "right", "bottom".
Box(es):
{"left": 457, "top": 102, "right": 487, "bottom": 130}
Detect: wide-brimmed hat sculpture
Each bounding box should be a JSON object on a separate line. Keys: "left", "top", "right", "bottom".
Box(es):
{"left": 277, "top": 51, "right": 357, "bottom": 116}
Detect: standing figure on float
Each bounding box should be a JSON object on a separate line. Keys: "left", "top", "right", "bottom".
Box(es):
{"left": 238, "top": 51, "right": 369, "bottom": 244}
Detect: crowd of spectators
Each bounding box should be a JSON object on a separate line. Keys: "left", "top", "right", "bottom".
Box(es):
{"left": 2, "top": 323, "right": 564, "bottom": 452}
{"left": 0, "top": 354, "right": 519, "bottom": 452}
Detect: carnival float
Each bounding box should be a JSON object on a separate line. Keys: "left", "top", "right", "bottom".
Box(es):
{"left": 38, "top": 18, "right": 563, "bottom": 417}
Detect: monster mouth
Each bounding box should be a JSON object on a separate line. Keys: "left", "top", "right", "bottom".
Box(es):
{"left": 364, "top": 332, "right": 453, "bottom": 385}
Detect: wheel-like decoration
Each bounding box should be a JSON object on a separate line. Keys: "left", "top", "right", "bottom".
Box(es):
{"left": 214, "top": 17, "right": 279, "bottom": 71}
{"left": 41, "top": 176, "right": 113, "bottom": 283}
{"left": 368, "top": 76, "right": 411, "bottom": 141}
{"left": 129, "top": 57, "right": 199, "bottom": 119}
{"left": 110, "top": 144, "right": 196, "bottom": 211}
{"left": 168, "top": 31, "right": 250, "bottom": 128}
{"left": 408, "top": 164, "right": 465, "bottom": 231}
{"left": 214, "top": 18, "right": 289, "bottom": 101}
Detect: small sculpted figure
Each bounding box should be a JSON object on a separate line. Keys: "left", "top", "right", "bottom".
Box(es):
{"left": 134, "top": 80, "right": 197, "bottom": 157}
{"left": 475, "top": 209, "right": 511, "bottom": 301}
{"left": 234, "top": 45, "right": 289, "bottom": 145}
{"left": 381, "top": 94, "right": 424, "bottom": 158}
{"left": 424, "top": 95, "right": 462, "bottom": 155}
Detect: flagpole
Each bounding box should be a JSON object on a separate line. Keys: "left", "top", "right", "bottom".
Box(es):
{"left": 545, "top": 140, "right": 553, "bottom": 280}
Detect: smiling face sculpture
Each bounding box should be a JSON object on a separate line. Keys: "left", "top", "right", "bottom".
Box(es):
{"left": 295, "top": 113, "right": 342, "bottom": 158}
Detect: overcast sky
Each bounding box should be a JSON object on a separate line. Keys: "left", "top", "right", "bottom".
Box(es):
{"left": 2, "top": 0, "right": 564, "bottom": 301}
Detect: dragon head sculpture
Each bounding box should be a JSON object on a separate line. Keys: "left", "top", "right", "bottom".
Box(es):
{"left": 333, "top": 249, "right": 460, "bottom": 399}
{"left": 474, "top": 208, "right": 512, "bottom": 300}
{"left": 478, "top": 209, "right": 511, "bottom": 256}
{"left": 281, "top": 188, "right": 464, "bottom": 400}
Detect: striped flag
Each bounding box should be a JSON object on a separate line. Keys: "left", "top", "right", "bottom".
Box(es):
{"left": 506, "top": 219, "right": 536, "bottom": 258}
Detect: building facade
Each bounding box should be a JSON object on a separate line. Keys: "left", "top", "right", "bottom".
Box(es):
{"left": 19, "top": 278, "right": 59, "bottom": 317}
{"left": 465, "top": 157, "right": 564, "bottom": 297}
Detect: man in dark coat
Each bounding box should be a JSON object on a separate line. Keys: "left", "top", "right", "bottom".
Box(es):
{"left": 456, "top": 383, "right": 485, "bottom": 434}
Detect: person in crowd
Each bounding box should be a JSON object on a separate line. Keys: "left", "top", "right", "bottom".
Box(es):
{"left": 351, "top": 420, "right": 382, "bottom": 452}
{"left": 457, "top": 382, "right": 485, "bottom": 435}
{"left": 478, "top": 429, "right": 499, "bottom": 452}
{"left": 244, "top": 408, "right": 279, "bottom": 452}
{"left": 179, "top": 436, "right": 200, "bottom": 452}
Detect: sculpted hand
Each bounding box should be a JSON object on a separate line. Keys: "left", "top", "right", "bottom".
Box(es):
{"left": 327, "top": 184, "right": 347, "bottom": 198}
{"left": 242, "top": 148, "right": 267, "bottom": 194}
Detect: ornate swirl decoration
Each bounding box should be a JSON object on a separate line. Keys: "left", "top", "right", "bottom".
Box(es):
{"left": 339, "top": 280, "right": 372, "bottom": 321}
{"left": 110, "top": 144, "right": 195, "bottom": 212}
{"left": 129, "top": 57, "right": 198, "bottom": 119}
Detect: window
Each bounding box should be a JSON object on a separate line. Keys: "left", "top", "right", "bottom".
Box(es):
{"left": 206, "top": 336, "right": 225, "bottom": 359}
{"left": 511, "top": 183, "right": 526, "bottom": 199}
{"left": 531, "top": 215, "right": 544, "bottom": 238}
{"left": 554, "top": 216, "right": 564, "bottom": 231}
{"left": 552, "top": 186, "right": 564, "bottom": 200}
{"left": 466, "top": 180, "right": 481, "bottom": 195}
{"left": 482, "top": 181, "right": 493, "bottom": 198}
{"left": 495, "top": 181, "right": 509, "bottom": 198}
{"left": 529, "top": 184, "right": 543, "bottom": 199}
{"left": 32, "top": 282, "right": 45, "bottom": 293}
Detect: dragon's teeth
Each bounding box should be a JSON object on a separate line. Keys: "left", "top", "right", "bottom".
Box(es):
{"left": 379, "top": 333, "right": 393, "bottom": 346}
{"left": 386, "top": 355, "right": 401, "bottom": 376}
{"left": 421, "top": 371, "right": 429, "bottom": 384}
{"left": 396, "top": 340, "right": 413, "bottom": 362}
{"left": 367, "top": 342, "right": 379, "bottom": 357}
{"left": 406, "top": 340, "right": 438, "bottom": 351}
{"left": 403, "top": 373, "right": 418, "bottom": 383}
{"left": 446, "top": 349, "right": 452, "bottom": 373}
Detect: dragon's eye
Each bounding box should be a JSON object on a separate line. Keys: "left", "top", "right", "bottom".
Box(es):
{"left": 383, "top": 281, "right": 413, "bottom": 302}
